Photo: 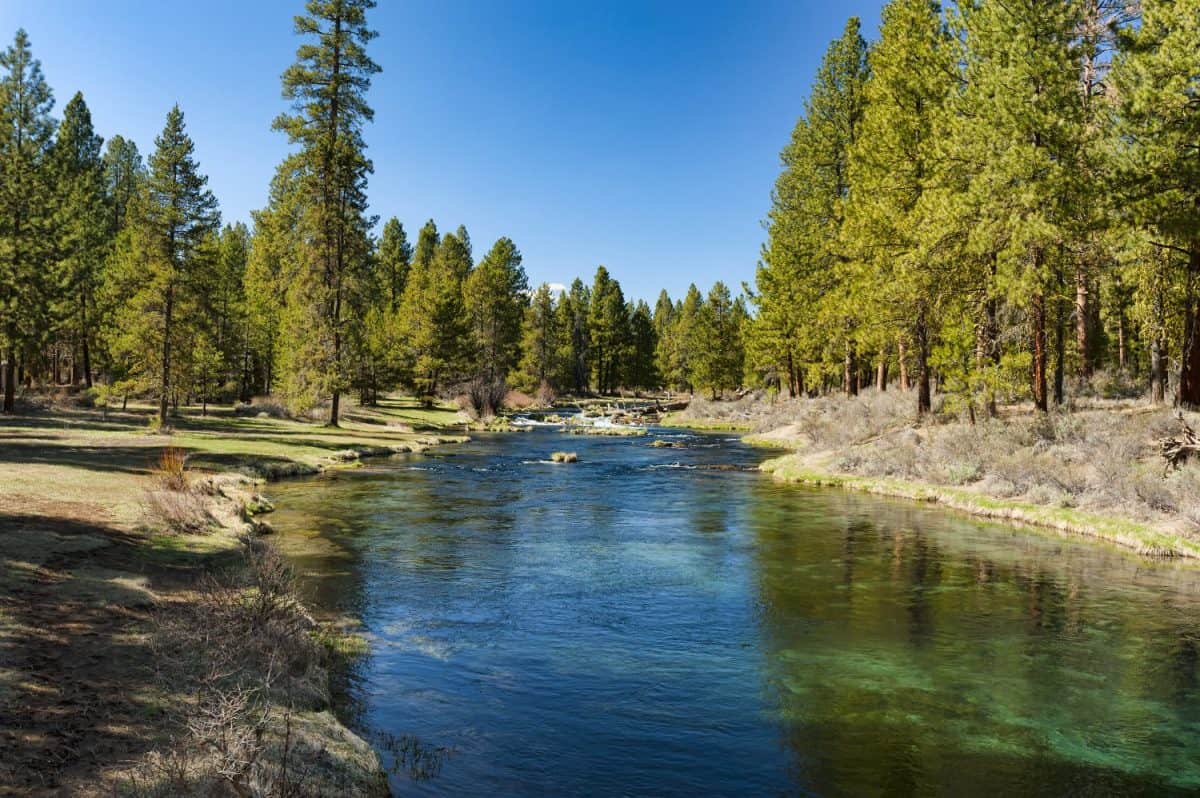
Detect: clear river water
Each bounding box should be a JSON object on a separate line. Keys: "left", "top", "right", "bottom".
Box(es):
{"left": 268, "top": 427, "right": 1200, "bottom": 796}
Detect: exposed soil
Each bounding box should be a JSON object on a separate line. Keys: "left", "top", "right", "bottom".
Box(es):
{"left": 0, "top": 510, "right": 168, "bottom": 796}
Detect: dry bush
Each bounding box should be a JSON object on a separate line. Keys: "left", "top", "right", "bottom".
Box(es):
{"left": 154, "top": 446, "right": 189, "bottom": 492}
{"left": 504, "top": 389, "right": 535, "bottom": 410}
{"left": 1076, "top": 369, "right": 1150, "bottom": 400}
{"left": 684, "top": 388, "right": 919, "bottom": 447}
{"left": 145, "top": 489, "right": 212, "bottom": 535}
{"left": 465, "top": 377, "right": 507, "bottom": 420}
{"left": 128, "top": 545, "right": 335, "bottom": 796}
{"left": 235, "top": 396, "right": 290, "bottom": 419}
{"left": 839, "top": 402, "right": 1200, "bottom": 527}
{"left": 535, "top": 380, "right": 557, "bottom": 407}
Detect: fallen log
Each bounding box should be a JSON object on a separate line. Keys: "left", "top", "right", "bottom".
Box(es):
{"left": 1161, "top": 414, "right": 1200, "bottom": 473}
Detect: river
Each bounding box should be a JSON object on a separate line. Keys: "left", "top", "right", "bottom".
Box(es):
{"left": 268, "top": 427, "right": 1200, "bottom": 796}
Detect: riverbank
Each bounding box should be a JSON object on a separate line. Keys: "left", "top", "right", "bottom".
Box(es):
{"left": 0, "top": 397, "right": 466, "bottom": 794}
{"left": 670, "top": 391, "right": 1200, "bottom": 558}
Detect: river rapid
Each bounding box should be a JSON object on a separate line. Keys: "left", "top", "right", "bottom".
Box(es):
{"left": 268, "top": 427, "right": 1200, "bottom": 797}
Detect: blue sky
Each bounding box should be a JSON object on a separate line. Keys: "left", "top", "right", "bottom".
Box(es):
{"left": 0, "top": 1, "right": 881, "bottom": 302}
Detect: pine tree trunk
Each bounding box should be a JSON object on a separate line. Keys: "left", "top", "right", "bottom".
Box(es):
{"left": 877, "top": 356, "right": 887, "bottom": 392}
{"left": 81, "top": 305, "right": 93, "bottom": 389}
{"left": 2, "top": 345, "right": 14, "bottom": 413}
{"left": 1075, "top": 263, "right": 1091, "bottom": 379}
{"left": 915, "top": 312, "right": 931, "bottom": 416}
{"left": 159, "top": 284, "right": 173, "bottom": 428}
{"left": 786, "top": 352, "right": 797, "bottom": 398}
{"left": 1031, "top": 290, "right": 1048, "bottom": 413}
{"left": 1117, "top": 312, "right": 1127, "bottom": 371}
{"left": 1053, "top": 287, "right": 1065, "bottom": 405}
{"left": 1151, "top": 338, "right": 1167, "bottom": 404}
{"left": 1180, "top": 245, "right": 1200, "bottom": 409}
{"left": 843, "top": 340, "right": 858, "bottom": 397}
{"left": 897, "top": 336, "right": 909, "bottom": 392}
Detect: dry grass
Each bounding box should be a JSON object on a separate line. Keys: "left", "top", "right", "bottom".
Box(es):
{"left": 123, "top": 544, "right": 383, "bottom": 796}
{"left": 144, "top": 489, "right": 212, "bottom": 535}
{"left": 154, "top": 446, "right": 190, "bottom": 492}
{"left": 696, "top": 389, "right": 1200, "bottom": 549}
{"left": 679, "top": 390, "right": 919, "bottom": 442}
{"left": 837, "top": 405, "right": 1200, "bottom": 529}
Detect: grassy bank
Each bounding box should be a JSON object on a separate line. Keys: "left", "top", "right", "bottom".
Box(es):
{"left": 0, "top": 397, "right": 465, "bottom": 795}
{"left": 658, "top": 412, "right": 752, "bottom": 432}
{"left": 759, "top": 452, "right": 1200, "bottom": 558}
{"left": 685, "top": 391, "right": 1200, "bottom": 559}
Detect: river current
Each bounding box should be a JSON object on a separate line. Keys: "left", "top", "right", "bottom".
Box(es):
{"left": 269, "top": 427, "right": 1200, "bottom": 796}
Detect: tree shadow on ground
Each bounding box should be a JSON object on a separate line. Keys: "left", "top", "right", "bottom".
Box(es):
{"left": 0, "top": 514, "right": 235, "bottom": 794}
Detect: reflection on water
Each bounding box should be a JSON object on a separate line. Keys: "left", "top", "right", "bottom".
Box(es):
{"left": 269, "top": 429, "right": 1200, "bottom": 796}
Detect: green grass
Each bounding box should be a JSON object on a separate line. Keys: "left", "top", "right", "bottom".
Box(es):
{"left": 658, "top": 412, "right": 752, "bottom": 431}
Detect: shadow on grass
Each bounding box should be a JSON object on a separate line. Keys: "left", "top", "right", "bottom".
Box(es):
{"left": 0, "top": 441, "right": 164, "bottom": 476}
{"left": 0, "top": 512, "right": 238, "bottom": 792}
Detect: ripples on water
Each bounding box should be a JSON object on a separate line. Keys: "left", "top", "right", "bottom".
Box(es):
{"left": 269, "top": 429, "right": 1200, "bottom": 797}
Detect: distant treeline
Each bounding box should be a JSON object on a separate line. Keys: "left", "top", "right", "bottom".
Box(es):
{"left": 0, "top": 4, "right": 746, "bottom": 426}
{"left": 749, "top": 0, "right": 1200, "bottom": 413}
{"left": 7, "top": 0, "right": 1194, "bottom": 424}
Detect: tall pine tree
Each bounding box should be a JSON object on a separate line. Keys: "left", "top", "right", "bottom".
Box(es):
{"left": 273, "top": 0, "right": 380, "bottom": 425}
{"left": 110, "top": 106, "right": 219, "bottom": 427}
{"left": 0, "top": 30, "right": 55, "bottom": 412}
{"left": 52, "top": 92, "right": 109, "bottom": 388}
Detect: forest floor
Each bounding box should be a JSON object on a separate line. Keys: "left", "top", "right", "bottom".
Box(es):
{"left": 668, "top": 389, "right": 1200, "bottom": 558}
{"left": 0, "top": 396, "right": 467, "bottom": 796}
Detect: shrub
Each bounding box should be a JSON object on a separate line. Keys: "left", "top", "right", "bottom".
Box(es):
{"left": 465, "top": 377, "right": 507, "bottom": 420}
{"left": 235, "top": 396, "right": 290, "bottom": 419}
{"left": 504, "top": 389, "right": 535, "bottom": 410}
{"left": 535, "top": 380, "right": 557, "bottom": 407}
{"left": 129, "top": 545, "right": 332, "bottom": 794}
{"left": 154, "top": 446, "right": 190, "bottom": 492}
{"left": 145, "top": 489, "right": 212, "bottom": 535}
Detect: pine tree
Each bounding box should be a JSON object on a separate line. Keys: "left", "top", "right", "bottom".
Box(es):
{"left": 210, "top": 222, "right": 250, "bottom": 397}
{"left": 751, "top": 18, "right": 868, "bottom": 401}
{"left": 689, "top": 282, "right": 743, "bottom": 399}
{"left": 1113, "top": 0, "right": 1200, "bottom": 408}
{"left": 244, "top": 157, "right": 304, "bottom": 397}
{"left": 52, "top": 92, "right": 109, "bottom": 388}
{"left": 103, "top": 135, "right": 144, "bottom": 235}
{"left": 652, "top": 290, "right": 682, "bottom": 391}
{"left": 94, "top": 134, "right": 144, "bottom": 384}
{"left": 455, "top": 224, "right": 473, "bottom": 268}
{"left": 378, "top": 216, "right": 411, "bottom": 311}
{"left": 625, "top": 299, "right": 658, "bottom": 392}
{"left": 463, "top": 236, "right": 528, "bottom": 383}
{"left": 110, "top": 106, "right": 219, "bottom": 427}
{"left": 0, "top": 29, "right": 56, "bottom": 412}
{"left": 587, "top": 266, "right": 629, "bottom": 394}
{"left": 950, "top": 0, "right": 1085, "bottom": 412}
{"left": 412, "top": 219, "right": 438, "bottom": 272}
{"left": 562, "top": 278, "right": 591, "bottom": 393}
{"left": 675, "top": 284, "right": 704, "bottom": 394}
{"left": 1071, "top": 1, "right": 1138, "bottom": 381}
{"left": 516, "top": 283, "right": 562, "bottom": 395}
{"left": 400, "top": 232, "right": 469, "bottom": 397}
{"left": 843, "top": 0, "right": 954, "bottom": 414}
{"left": 273, "top": 0, "right": 380, "bottom": 425}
